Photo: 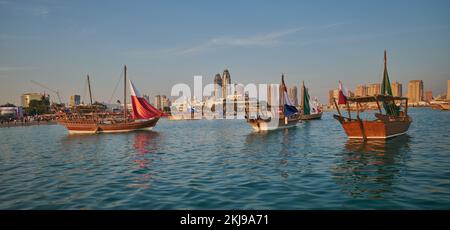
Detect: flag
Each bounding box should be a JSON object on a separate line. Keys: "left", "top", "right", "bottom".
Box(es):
{"left": 338, "top": 81, "right": 348, "bottom": 105}
{"left": 281, "top": 74, "right": 298, "bottom": 116}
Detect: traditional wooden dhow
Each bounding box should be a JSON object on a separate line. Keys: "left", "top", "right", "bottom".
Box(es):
{"left": 246, "top": 74, "right": 300, "bottom": 131}
{"left": 57, "top": 65, "right": 161, "bottom": 134}
{"left": 299, "top": 81, "right": 323, "bottom": 120}
{"left": 333, "top": 95, "right": 411, "bottom": 139}
{"left": 439, "top": 103, "right": 450, "bottom": 110}
{"left": 333, "top": 51, "right": 412, "bottom": 140}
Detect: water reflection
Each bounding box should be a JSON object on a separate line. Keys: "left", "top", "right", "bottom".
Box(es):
{"left": 133, "top": 131, "right": 160, "bottom": 155}
{"left": 60, "top": 131, "right": 163, "bottom": 189}
{"left": 130, "top": 131, "right": 162, "bottom": 189}
{"left": 60, "top": 133, "right": 104, "bottom": 146}
{"left": 333, "top": 135, "right": 411, "bottom": 199}
{"left": 244, "top": 128, "right": 299, "bottom": 179}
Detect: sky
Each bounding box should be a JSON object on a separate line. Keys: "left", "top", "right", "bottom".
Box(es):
{"left": 1, "top": 0, "right": 450, "bottom": 105}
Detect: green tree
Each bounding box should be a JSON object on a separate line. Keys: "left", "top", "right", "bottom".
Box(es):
{"left": 27, "top": 98, "right": 50, "bottom": 115}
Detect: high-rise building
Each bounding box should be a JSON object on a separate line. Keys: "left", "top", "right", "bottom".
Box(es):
{"left": 407, "top": 80, "right": 424, "bottom": 103}
{"left": 213, "top": 73, "right": 222, "bottom": 98}
{"left": 447, "top": 80, "right": 450, "bottom": 100}
{"left": 154, "top": 95, "right": 162, "bottom": 110}
{"left": 153, "top": 95, "right": 170, "bottom": 111}
{"left": 348, "top": 90, "right": 355, "bottom": 97}
{"left": 21, "top": 93, "right": 47, "bottom": 108}
{"left": 222, "top": 69, "right": 231, "bottom": 99}
{"left": 267, "top": 84, "right": 273, "bottom": 107}
{"left": 235, "top": 83, "right": 244, "bottom": 97}
{"left": 355, "top": 85, "right": 368, "bottom": 97}
{"left": 69, "top": 95, "right": 81, "bottom": 107}
{"left": 425, "top": 90, "right": 433, "bottom": 102}
{"left": 288, "top": 86, "right": 298, "bottom": 106}
{"left": 267, "top": 84, "right": 279, "bottom": 107}
{"left": 367, "top": 83, "right": 381, "bottom": 96}
{"left": 328, "top": 89, "right": 339, "bottom": 105}
{"left": 391, "top": 81, "right": 402, "bottom": 97}
{"left": 161, "top": 95, "right": 171, "bottom": 110}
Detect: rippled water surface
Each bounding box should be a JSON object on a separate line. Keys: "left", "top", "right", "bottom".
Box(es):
{"left": 1, "top": 108, "right": 449, "bottom": 209}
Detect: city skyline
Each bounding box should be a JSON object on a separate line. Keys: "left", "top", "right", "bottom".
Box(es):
{"left": 1, "top": 0, "right": 450, "bottom": 105}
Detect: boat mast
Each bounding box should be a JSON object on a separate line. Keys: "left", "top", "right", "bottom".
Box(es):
{"left": 124, "top": 65, "right": 127, "bottom": 121}
{"left": 87, "top": 75, "right": 93, "bottom": 105}
{"left": 280, "top": 73, "right": 286, "bottom": 118}
{"left": 301, "top": 81, "right": 304, "bottom": 113}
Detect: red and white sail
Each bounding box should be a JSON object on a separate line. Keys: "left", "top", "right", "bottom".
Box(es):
{"left": 338, "top": 81, "right": 348, "bottom": 105}
{"left": 129, "top": 80, "right": 162, "bottom": 119}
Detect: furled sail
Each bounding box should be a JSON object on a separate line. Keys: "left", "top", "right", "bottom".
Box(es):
{"left": 302, "top": 81, "right": 321, "bottom": 115}
{"left": 381, "top": 50, "right": 400, "bottom": 116}
{"left": 129, "top": 80, "right": 162, "bottom": 119}
{"left": 302, "top": 82, "right": 311, "bottom": 115}
{"left": 281, "top": 74, "right": 299, "bottom": 117}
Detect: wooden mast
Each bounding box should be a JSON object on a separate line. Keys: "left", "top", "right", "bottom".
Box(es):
{"left": 87, "top": 74, "right": 96, "bottom": 122}
{"left": 280, "top": 73, "right": 285, "bottom": 119}
{"left": 301, "top": 81, "right": 304, "bottom": 114}
{"left": 124, "top": 65, "right": 127, "bottom": 121}
{"left": 87, "top": 75, "right": 93, "bottom": 105}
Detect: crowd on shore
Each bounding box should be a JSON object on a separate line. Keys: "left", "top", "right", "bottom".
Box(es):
{"left": 0, "top": 115, "right": 57, "bottom": 128}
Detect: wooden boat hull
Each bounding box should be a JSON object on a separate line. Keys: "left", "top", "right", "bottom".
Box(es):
{"left": 299, "top": 112, "right": 322, "bottom": 120}
{"left": 247, "top": 116, "right": 300, "bottom": 131}
{"left": 58, "top": 118, "right": 159, "bottom": 134}
{"left": 334, "top": 115, "right": 411, "bottom": 139}
{"left": 430, "top": 104, "right": 443, "bottom": 110}
{"left": 440, "top": 103, "right": 450, "bottom": 110}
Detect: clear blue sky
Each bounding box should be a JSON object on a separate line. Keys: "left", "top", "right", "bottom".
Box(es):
{"left": 1, "top": 0, "right": 450, "bottom": 104}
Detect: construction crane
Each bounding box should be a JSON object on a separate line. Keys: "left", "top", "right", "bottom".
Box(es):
{"left": 30, "top": 80, "right": 63, "bottom": 104}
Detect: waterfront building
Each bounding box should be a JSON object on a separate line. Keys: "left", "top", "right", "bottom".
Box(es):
{"left": 69, "top": 95, "right": 81, "bottom": 107}
{"left": 407, "top": 80, "right": 424, "bottom": 103}
{"left": 222, "top": 69, "right": 231, "bottom": 99}
{"left": 288, "top": 86, "right": 298, "bottom": 106}
{"left": 161, "top": 95, "right": 171, "bottom": 110}
{"left": 0, "top": 104, "right": 23, "bottom": 118}
{"left": 367, "top": 83, "right": 381, "bottom": 96}
{"left": 391, "top": 81, "right": 403, "bottom": 97}
{"left": 154, "top": 95, "right": 162, "bottom": 110}
{"left": 328, "top": 89, "right": 339, "bottom": 105}
{"left": 348, "top": 90, "right": 355, "bottom": 97}
{"left": 447, "top": 80, "right": 450, "bottom": 100}
{"left": 21, "top": 93, "right": 48, "bottom": 108}
{"left": 154, "top": 95, "right": 170, "bottom": 111}
{"left": 266, "top": 84, "right": 281, "bottom": 107}
{"left": 267, "top": 84, "right": 273, "bottom": 107}
{"left": 355, "top": 85, "right": 368, "bottom": 97}
{"left": 425, "top": 90, "right": 433, "bottom": 102}
{"left": 235, "top": 83, "right": 245, "bottom": 98}
{"left": 213, "top": 74, "right": 222, "bottom": 99}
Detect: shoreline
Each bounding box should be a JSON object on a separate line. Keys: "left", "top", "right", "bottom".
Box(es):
{"left": 0, "top": 120, "right": 57, "bottom": 128}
